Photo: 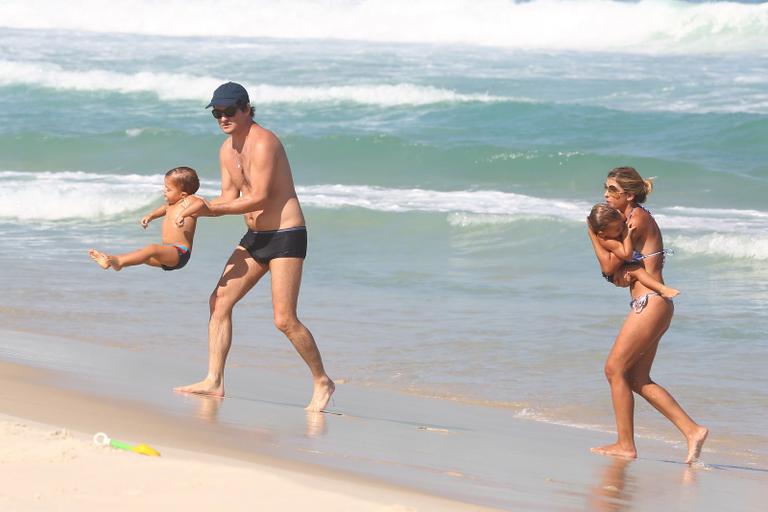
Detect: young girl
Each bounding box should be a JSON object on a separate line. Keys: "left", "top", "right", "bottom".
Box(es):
{"left": 89, "top": 166, "right": 199, "bottom": 271}
{"left": 588, "top": 202, "right": 679, "bottom": 305}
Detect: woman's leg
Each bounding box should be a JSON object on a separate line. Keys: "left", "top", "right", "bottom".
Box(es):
{"left": 627, "top": 300, "right": 708, "bottom": 462}
{"left": 592, "top": 296, "right": 675, "bottom": 458}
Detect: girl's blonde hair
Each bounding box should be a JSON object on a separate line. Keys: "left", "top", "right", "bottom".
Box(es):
{"left": 588, "top": 203, "right": 623, "bottom": 233}
{"left": 607, "top": 166, "right": 654, "bottom": 204}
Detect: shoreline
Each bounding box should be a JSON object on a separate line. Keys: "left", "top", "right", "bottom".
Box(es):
{"left": 2, "top": 329, "right": 767, "bottom": 510}
{"left": 0, "top": 359, "right": 496, "bottom": 511}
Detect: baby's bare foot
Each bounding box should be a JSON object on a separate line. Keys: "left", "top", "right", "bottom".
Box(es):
{"left": 661, "top": 286, "right": 680, "bottom": 299}
{"left": 88, "top": 249, "right": 111, "bottom": 269}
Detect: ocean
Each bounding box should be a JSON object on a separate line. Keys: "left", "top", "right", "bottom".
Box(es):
{"left": 1, "top": 0, "right": 767, "bottom": 467}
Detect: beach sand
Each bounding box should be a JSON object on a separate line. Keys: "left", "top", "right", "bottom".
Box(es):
{"left": 0, "top": 360, "right": 493, "bottom": 512}
{"left": 1, "top": 330, "right": 766, "bottom": 511}
{"left": 0, "top": 414, "right": 485, "bottom": 512}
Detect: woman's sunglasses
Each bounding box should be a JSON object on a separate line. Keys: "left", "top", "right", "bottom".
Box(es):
{"left": 603, "top": 184, "right": 626, "bottom": 196}
{"left": 211, "top": 105, "right": 240, "bottom": 119}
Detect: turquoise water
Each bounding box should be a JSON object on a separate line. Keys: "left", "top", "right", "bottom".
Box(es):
{"left": 1, "top": 0, "right": 767, "bottom": 465}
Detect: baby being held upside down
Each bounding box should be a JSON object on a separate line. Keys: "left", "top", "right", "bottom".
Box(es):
{"left": 89, "top": 166, "right": 199, "bottom": 272}
{"left": 588, "top": 203, "right": 679, "bottom": 299}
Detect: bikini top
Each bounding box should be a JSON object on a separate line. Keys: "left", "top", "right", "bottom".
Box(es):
{"left": 626, "top": 205, "right": 673, "bottom": 264}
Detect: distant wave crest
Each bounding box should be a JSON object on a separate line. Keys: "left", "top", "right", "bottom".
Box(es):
{"left": 2, "top": 0, "right": 767, "bottom": 54}
{"left": 0, "top": 61, "right": 515, "bottom": 106}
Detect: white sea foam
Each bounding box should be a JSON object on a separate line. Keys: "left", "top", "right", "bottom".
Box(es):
{"left": 2, "top": 0, "right": 766, "bottom": 54}
{"left": 0, "top": 171, "right": 219, "bottom": 221}
{"left": 0, "top": 61, "right": 513, "bottom": 106}
{"left": 0, "top": 171, "right": 161, "bottom": 221}
{"left": 297, "top": 184, "right": 590, "bottom": 220}
{"left": 2, "top": 171, "right": 767, "bottom": 259}
{"left": 668, "top": 233, "right": 768, "bottom": 261}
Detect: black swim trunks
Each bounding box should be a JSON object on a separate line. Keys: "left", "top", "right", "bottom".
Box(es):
{"left": 161, "top": 243, "right": 192, "bottom": 271}
{"left": 238, "top": 226, "right": 307, "bottom": 263}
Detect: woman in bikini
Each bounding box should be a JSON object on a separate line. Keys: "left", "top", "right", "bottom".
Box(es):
{"left": 586, "top": 166, "right": 708, "bottom": 463}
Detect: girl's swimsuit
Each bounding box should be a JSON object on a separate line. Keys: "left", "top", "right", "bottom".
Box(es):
{"left": 161, "top": 243, "right": 191, "bottom": 271}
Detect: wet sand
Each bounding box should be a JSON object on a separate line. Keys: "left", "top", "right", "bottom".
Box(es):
{"left": 1, "top": 329, "right": 766, "bottom": 510}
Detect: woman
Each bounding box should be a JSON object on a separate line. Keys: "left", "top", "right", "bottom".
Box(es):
{"left": 587, "top": 167, "right": 708, "bottom": 463}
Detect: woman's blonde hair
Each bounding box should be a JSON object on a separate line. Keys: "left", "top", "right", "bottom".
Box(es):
{"left": 607, "top": 166, "right": 654, "bottom": 204}
{"left": 588, "top": 203, "right": 623, "bottom": 233}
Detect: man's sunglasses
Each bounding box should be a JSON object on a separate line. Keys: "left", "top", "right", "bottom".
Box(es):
{"left": 211, "top": 105, "right": 240, "bottom": 119}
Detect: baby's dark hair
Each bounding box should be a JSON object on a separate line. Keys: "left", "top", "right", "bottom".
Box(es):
{"left": 165, "top": 166, "right": 200, "bottom": 195}
{"left": 588, "top": 203, "right": 624, "bottom": 233}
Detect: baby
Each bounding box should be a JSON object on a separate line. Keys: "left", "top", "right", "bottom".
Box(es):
{"left": 588, "top": 203, "right": 679, "bottom": 299}
{"left": 89, "top": 166, "right": 199, "bottom": 271}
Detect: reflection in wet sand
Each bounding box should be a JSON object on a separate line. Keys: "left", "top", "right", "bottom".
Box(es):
{"left": 588, "top": 457, "right": 635, "bottom": 512}
{"left": 306, "top": 411, "right": 327, "bottom": 438}
{"left": 193, "top": 394, "right": 223, "bottom": 422}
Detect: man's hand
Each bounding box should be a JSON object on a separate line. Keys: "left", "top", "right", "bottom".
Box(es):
{"left": 175, "top": 195, "right": 212, "bottom": 227}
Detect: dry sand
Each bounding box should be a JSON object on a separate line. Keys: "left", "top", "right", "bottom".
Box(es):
{"left": 0, "top": 414, "right": 488, "bottom": 512}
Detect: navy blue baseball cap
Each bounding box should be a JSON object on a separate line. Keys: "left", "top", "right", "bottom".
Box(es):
{"left": 205, "top": 82, "right": 250, "bottom": 108}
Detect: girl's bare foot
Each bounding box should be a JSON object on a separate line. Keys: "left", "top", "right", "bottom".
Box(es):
{"left": 685, "top": 426, "right": 709, "bottom": 464}
{"left": 661, "top": 286, "right": 680, "bottom": 299}
{"left": 88, "top": 249, "right": 111, "bottom": 269}
{"left": 591, "top": 443, "right": 637, "bottom": 459}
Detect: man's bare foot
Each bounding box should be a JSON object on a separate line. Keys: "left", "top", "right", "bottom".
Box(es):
{"left": 174, "top": 378, "right": 224, "bottom": 397}
{"left": 88, "top": 249, "right": 111, "bottom": 269}
{"left": 306, "top": 376, "right": 335, "bottom": 412}
{"left": 685, "top": 426, "right": 709, "bottom": 464}
{"left": 591, "top": 443, "right": 637, "bottom": 459}
{"left": 661, "top": 286, "right": 680, "bottom": 299}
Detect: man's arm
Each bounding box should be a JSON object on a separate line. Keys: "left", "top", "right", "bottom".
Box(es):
{"left": 207, "top": 137, "right": 278, "bottom": 216}
{"left": 209, "top": 153, "right": 240, "bottom": 205}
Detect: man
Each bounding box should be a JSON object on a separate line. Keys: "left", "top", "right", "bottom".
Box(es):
{"left": 174, "top": 82, "right": 334, "bottom": 412}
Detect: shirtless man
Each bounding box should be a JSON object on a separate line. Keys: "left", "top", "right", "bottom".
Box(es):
{"left": 174, "top": 82, "right": 334, "bottom": 412}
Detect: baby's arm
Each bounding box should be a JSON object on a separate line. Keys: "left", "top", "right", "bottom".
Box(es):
{"left": 625, "top": 266, "right": 680, "bottom": 298}
{"left": 599, "top": 238, "right": 632, "bottom": 261}
{"left": 141, "top": 205, "right": 168, "bottom": 229}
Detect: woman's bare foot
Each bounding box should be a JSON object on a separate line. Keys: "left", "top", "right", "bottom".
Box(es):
{"left": 685, "top": 426, "right": 709, "bottom": 464}
{"left": 174, "top": 378, "right": 224, "bottom": 397}
{"left": 88, "top": 249, "right": 111, "bottom": 269}
{"left": 306, "top": 376, "right": 335, "bottom": 412}
{"left": 591, "top": 443, "right": 637, "bottom": 459}
{"left": 661, "top": 286, "right": 680, "bottom": 299}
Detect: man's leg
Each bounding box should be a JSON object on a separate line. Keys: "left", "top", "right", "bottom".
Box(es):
{"left": 269, "top": 257, "right": 334, "bottom": 411}
{"left": 175, "top": 247, "right": 268, "bottom": 396}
